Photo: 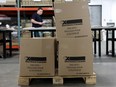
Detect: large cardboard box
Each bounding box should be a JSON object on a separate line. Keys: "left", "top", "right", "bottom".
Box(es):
{"left": 58, "top": 37, "right": 93, "bottom": 76}
{"left": 54, "top": 0, "right": 91, "bottom": 38}
{"left": 20, "top": 38, "right": 55, "bottom": 76}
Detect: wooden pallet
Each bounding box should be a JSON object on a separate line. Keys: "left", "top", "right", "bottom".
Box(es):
{"left": 18, "top": 72, "right": 96, "bottom": 86}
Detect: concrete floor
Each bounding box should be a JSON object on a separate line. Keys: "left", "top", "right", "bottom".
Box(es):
{"left": 0, "top": 41, "right": 116, "bottom": 87}
{"left": 0, "top": 53, "right": 116, "bottom": 87}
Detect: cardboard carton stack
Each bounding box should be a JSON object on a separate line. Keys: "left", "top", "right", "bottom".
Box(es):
{"left": 19, "top": 0, "right": 93, "bottom": 77}
{"left": 0, "top": 0, "right": 16, "bottom": 5}
{"left": 54, "top": 0, "right": 94, "bottom": 76}
{"left": 21, "top": 0, "right": 52, "bottom": 6}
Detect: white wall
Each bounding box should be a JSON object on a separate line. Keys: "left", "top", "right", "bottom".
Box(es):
{"left": 111, "top": 0, "right": 116, "bottom": 25}
{"left": 89, "top": 0, "right": 102, "bottom": 5}
{"left": 89, "top": 0, "right": 116, "bottom": 26}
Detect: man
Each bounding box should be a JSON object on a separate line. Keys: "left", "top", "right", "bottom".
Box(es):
{"left": 31, "top": 7, "right": 44, "bottom": 37}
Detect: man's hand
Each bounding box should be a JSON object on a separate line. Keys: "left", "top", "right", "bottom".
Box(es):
{"left": 31, "top": 19, "right": 44, "bottom": 25}
{"left": 38, "top": 22, "right": 44, "bottom": 25}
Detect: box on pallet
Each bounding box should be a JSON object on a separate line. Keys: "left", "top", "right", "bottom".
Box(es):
{"left": 20, "top": 38, "right": 55, "bottom": 76}
{"left": 58, "top": 37, "right": 93, "bottom": 76}
{"left": 21, "top": 0, "right": 52, "bottom": 6}
{"left": 0, "top": 0, "right": 16, "bottom": 5}
{"left": 54, "top": 0, "right": 91, "bottom": 38}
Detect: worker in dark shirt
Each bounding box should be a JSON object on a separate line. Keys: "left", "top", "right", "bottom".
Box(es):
{"left": 31, "top": 7, "right": 44, "bottom": 37}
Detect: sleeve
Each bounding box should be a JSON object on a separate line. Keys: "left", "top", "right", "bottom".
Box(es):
{"left": 31, "top": 13, "right": 36, "bottom": 20}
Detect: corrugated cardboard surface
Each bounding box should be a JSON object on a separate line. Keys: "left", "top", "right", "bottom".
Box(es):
{"left": 20, "top": 38, "right": 55, "bottom": 76}
{"left": 54, "top": 0, "right": 91, "bottom": 38}
{"left": 21, "top": 0, "right": 52, "bottom": 6}
{"left": 0, "top": 0, "right": 16, "bottom": 5}
{"left": 58, "top": 38, "right": 93, "bottom": 76}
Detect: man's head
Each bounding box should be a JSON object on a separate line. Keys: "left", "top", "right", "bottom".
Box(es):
{"left": 37, "top": 7, "right": 43, "bottom": 15}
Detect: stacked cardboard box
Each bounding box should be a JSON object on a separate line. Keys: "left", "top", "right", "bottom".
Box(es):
{"left": 21, "top": 0, "right": 52, "bottom": 6}
{"left": 54, "top": 0, "right": 94, "bottom": 76}
{"left": 0, "top": 0, "right": 16, "bottom": 5}
{"left": 20, "top": 38, "right": 55, "bottom": 76}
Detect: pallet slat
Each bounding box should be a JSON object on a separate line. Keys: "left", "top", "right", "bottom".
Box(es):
{"left": 18, "top": 72, "right": 96, "bottom": 86}
{"left": 85, "top": 72, "right": 96, "bottom": 84}
{"left": 53, "top": 76, "right": 63, "bottom": 85}
{"left": 18, "top": 77, "right": 30, "bottom": 86}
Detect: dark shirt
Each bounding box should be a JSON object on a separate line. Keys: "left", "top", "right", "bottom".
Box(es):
{"left": 31, "top": 13, "right": 43, "bottom": 27}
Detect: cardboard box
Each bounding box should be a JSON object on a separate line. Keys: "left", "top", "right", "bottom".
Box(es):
{"left": 22, "top": 31, "right": 31, "bottom": 38}
{"left": 20, "top": 38, "right": 55, "bottom": 76}
{"left": 54, "top": 0, "right": 91, "bottom": 38}
{"left": 58, "top": 38, "right": 93, "bottom": 76}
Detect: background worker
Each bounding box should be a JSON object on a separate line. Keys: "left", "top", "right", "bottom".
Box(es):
{"left": 31, "top": 7, "right": 44, "bottom": 37}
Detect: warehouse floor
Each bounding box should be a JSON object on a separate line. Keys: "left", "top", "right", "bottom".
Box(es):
{"left": 0, "top": 53, "right": 116, "bottom": 87}
{"left": 0, "top": 41, "right": 116, "bottom": 87}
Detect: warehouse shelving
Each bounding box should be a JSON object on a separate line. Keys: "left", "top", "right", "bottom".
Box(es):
{"left": 0, "top": 7, "right": 53, "bottom": 11}
{"left": 0, "top": 0, "right": 55, "bottom": 50}
{"left": 0, "top": 7, "right": 54, "bottom": 16}
{"left": 0, "top": 6, "right": 54, "bottom": 49}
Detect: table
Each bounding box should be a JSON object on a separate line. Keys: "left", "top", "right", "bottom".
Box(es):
{"left": 23, "top": 27, "right": 116, "bottom": 57}
{"left": 23, "top": 27, "right": 56, "bottom": 37}
{"left": 23, "top": 27, "right": 101, "bottom": 56}
{"left": 91, "top": 27, "right": 102, "bottom": 57}
{"left": 92, "top": 26, "right": 116, "bottom": 57}
{"left": 0, "top": 27, "right": 14, "bottom": 58}
{"left": 104, "top": 27, "right": 116, "bottom": 57}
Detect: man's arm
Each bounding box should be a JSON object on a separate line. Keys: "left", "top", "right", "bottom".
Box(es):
{"left": 31, "top": 19, "right": 43, "bottom": 25}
